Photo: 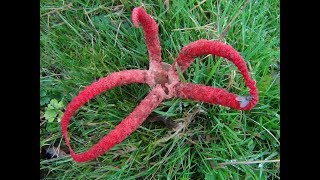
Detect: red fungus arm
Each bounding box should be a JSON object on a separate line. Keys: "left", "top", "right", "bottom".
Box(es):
{"left": 132, "top": 7, "right": 162, "bottom": 71}
{"left": 171, "top": 40, "right": 258, "bottom": 110}
{"left": 61, "top": 70, "right": 166, "bottom": 162}
{"left": 175, "top": 83, "right": 257, "bottom": 110}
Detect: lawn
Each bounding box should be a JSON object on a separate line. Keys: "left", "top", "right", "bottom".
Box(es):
{"left": 40, "top": 0, "right": 280, "bottom": 179}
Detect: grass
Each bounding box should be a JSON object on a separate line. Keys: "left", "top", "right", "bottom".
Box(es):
{"left": 40, "top": 0, "right": 280, "bottom": 179}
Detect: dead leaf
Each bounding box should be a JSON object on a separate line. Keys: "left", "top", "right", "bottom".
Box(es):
{"left": 44, "top": 146, "right": 67, "bottom": 159}
{"left": 227, "top": 70, "right": 236, "bottom": 89}
{"left": 146, "top": 114, "right": 181, "bottom": 130}
{"left": 200, "top": 134, "right": 219, "bottom": 143}
{"left": 110, "top": 5, "right": 124, "bottom": 12}
{"left": 153, "top": 108, "right": 207, "bottom": 145}
{"left": 164, "top": 0, "right": 170, "bottom": 10}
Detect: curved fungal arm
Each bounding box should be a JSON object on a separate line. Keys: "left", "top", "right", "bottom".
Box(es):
{"left": 175, "top": 83, "right": 256, "bottom": 110}
{"left": 61, "top": 70, "right": 166, "bottom": 162}
{"left": 132, "top": 7, "right": 162, "bottom": 71}
{"left": 171, "top": 40, "right": 258, "bottom": 110}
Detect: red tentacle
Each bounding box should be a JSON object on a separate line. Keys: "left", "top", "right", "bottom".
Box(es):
{"left": 175, "top": 83, "right": 257, "bottom": 110}
{"left": 132, "top": 7, "right": 162, "bottom": 71}
{"left": 171, "top": 40, "right": 258, "bottom": 110}
{"left": 61, "top": 70, "right": 157, "bottom": 162}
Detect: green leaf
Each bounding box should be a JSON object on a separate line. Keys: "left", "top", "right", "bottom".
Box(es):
{"left": 40, "top": 89, "right": 47, "bottom": 97}
{"left": 48, "top": 117, "right": 55, "bottom": 123}
{"left": 47, "top": 104, "right": 55, "bottom": 110}
{"left": 40, "top": 96, "right": 50, "bottom": 106}
{"left": 44, "top": 109, "right": 57, "bottom": 121}
{"left": 46, "top": 122, "right": 60, "bottom": 132}
{"left": 57, "top": 101, "right": 64, "bottom": 109}
{"left": 49, "top": 99, "right": 64, "bottom": 109}
{"left": 50, "top": 99, "right": 59, "bottom": 108}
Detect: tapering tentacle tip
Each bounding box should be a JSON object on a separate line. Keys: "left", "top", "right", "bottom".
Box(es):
{"left": 132, "top": 7, "right": 143, "bottom": 28}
